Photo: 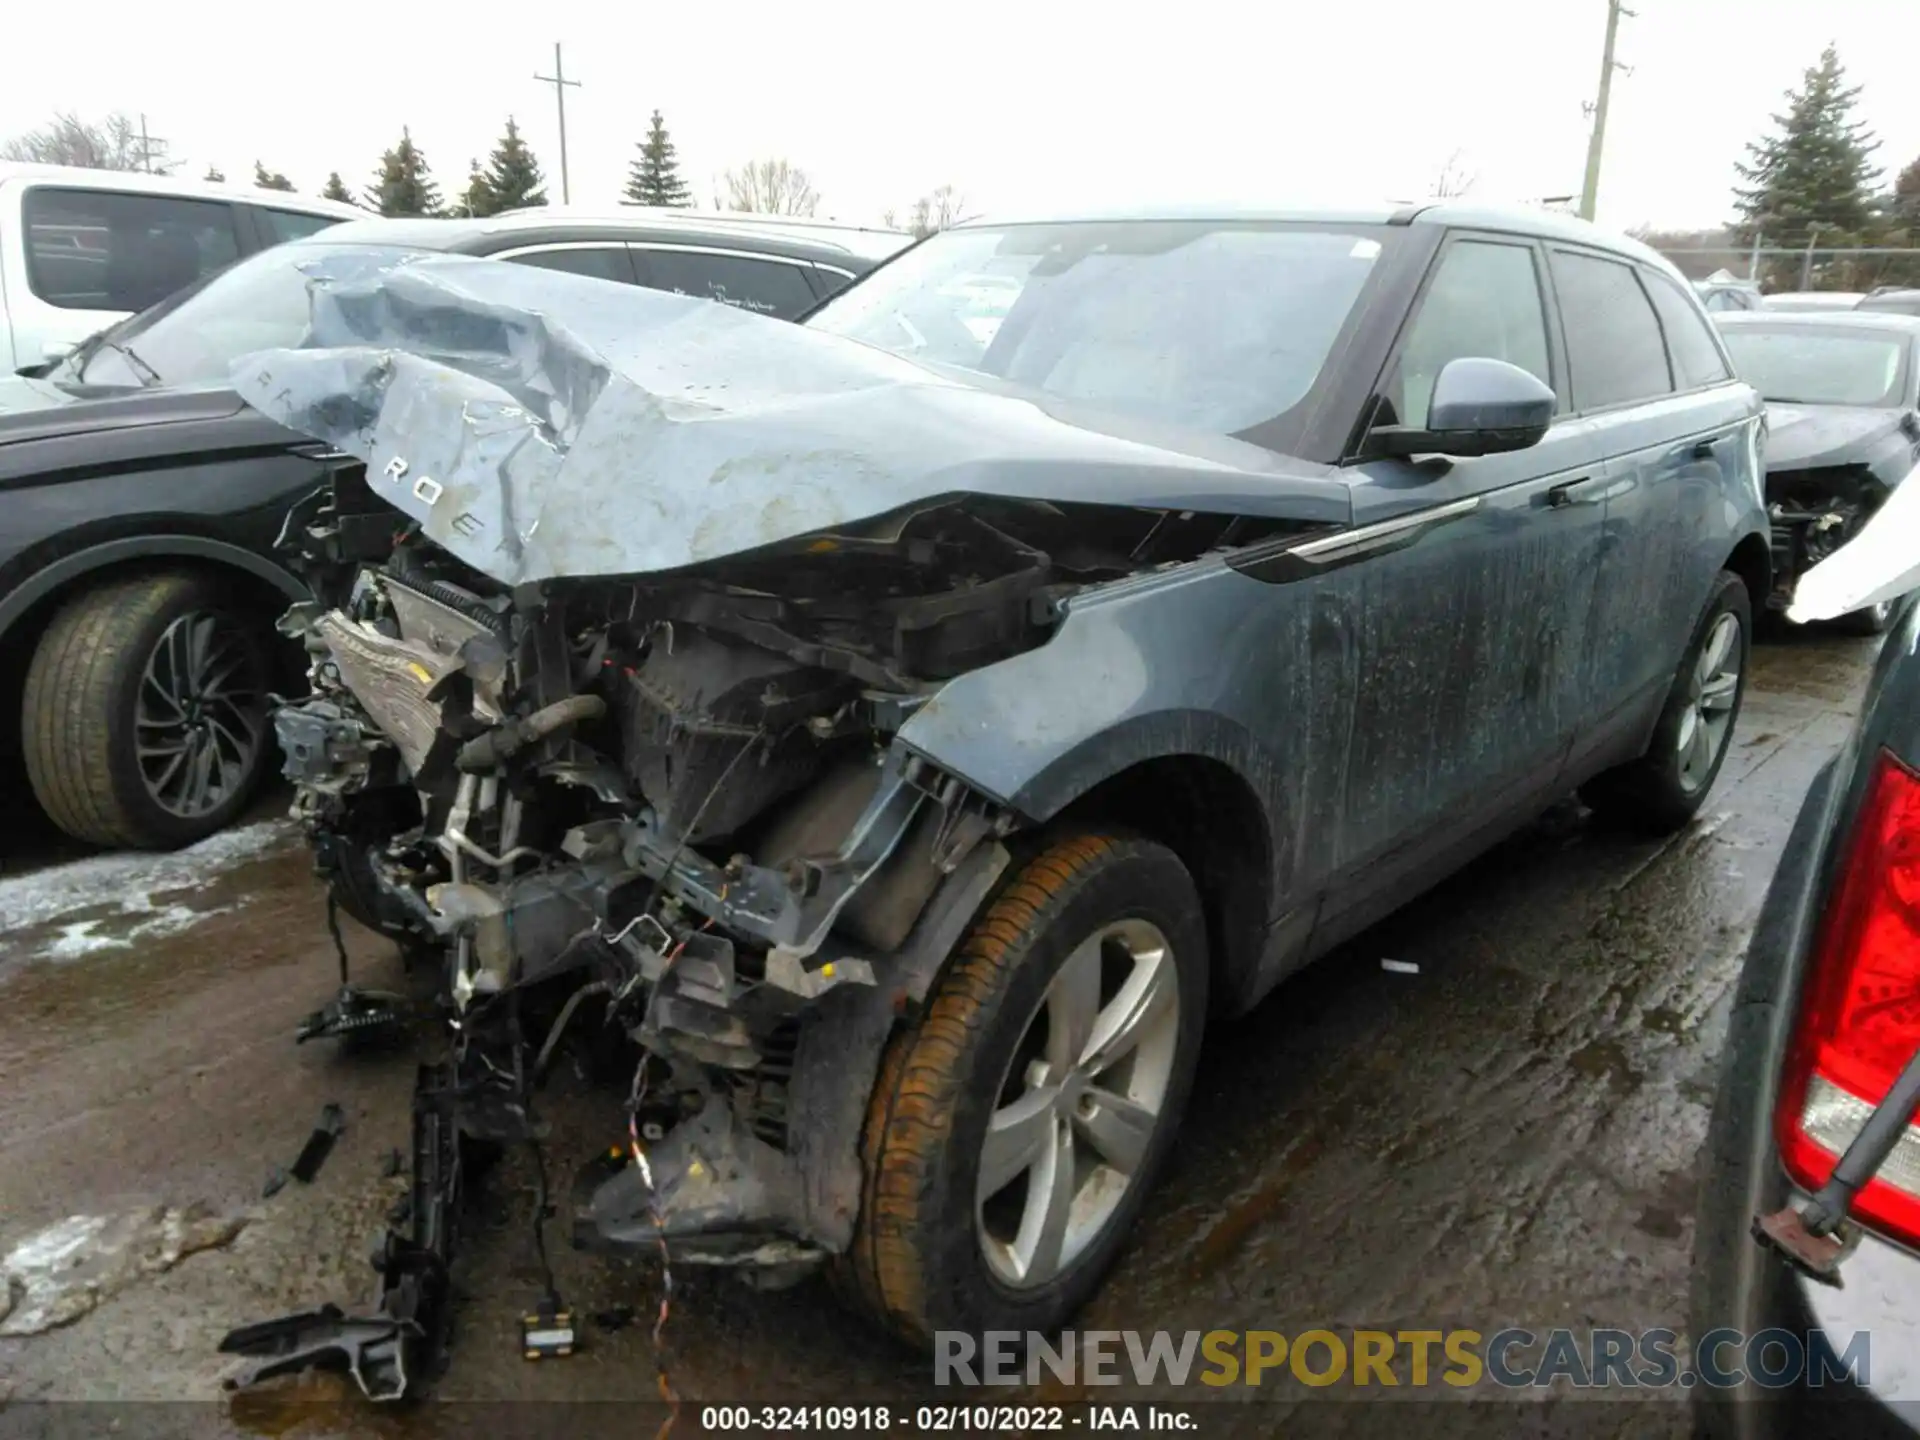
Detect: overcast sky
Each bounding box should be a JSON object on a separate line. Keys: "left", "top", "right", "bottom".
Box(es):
{"left": 6, "top": 1, "right": 1915, "bottom": 232}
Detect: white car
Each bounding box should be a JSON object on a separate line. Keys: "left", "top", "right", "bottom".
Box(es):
{"left": 0, "top": 163, "right": 361, "bottom": 372}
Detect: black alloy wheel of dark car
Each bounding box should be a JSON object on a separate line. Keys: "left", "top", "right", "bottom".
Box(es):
{"left": 838, "top": 830, "right": 1209, "bottom": 1344}
{"left": 22, "top": 570, "right": 271, "bottom": 849}
{"left": 1581, "top": 569, "right": 1751, "bottom": 835}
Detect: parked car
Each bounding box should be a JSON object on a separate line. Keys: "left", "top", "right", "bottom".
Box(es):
{"left": 218, "top": 200, "right": 1772, "bottom": 1386}
{"left": 1692, "top": 589, "right": 1920, "bottom": 1439}
{"left": 0, "top": 212, "right": 911, "bottom": 849}
{"left": 0, "top": 162, "right": 361, "bottom": 373}
{"left": 1858, "top": 288, "right": 1920, "bottom": 318}
{"left": 1714, "top": 311, "right": 1920, "bottom": 633}
{"left": 1698, "top": 278, "right": 1765, "bottom": 313}
{"left": 1764, "top": 291, "right": 1870, "bottom": 313}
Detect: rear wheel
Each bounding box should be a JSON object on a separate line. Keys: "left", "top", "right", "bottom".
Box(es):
{"left": 838, "top": 831, "right": 1208, "bottom": 1345}
{"left": 22, "top": 571, "right": 271, "bottom": 849}
{"left": 1581, "top": 569, "right": 1750, "bottom": 835}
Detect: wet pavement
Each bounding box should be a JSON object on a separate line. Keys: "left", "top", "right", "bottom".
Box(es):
{"left": 0, "top": 628, "right": 1877, "bottom": 1435}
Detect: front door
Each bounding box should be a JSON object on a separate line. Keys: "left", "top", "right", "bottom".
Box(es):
{"left": 1319, "top": 232, "right": 1612, "bottom": 930}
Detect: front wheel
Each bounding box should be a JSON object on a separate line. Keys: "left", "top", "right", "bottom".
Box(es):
{"left": 837, "top": 831, "right": 1208, "bottom": 1346}
{"left": 1581, "top": 569, "right": 1751, "bottom": 835}
{"left": 22, "top": 571, "right": 271, "bottom": 849}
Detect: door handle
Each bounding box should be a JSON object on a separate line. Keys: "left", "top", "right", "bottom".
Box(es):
{"left": 1546, "top": 476, "right": 1603, "bottom": 508}
{"left": 1691, "top": 438, "right": 1722, "bottom": 460}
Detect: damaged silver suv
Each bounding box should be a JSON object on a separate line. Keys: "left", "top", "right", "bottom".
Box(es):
{"left": 225, "top": 203, "right": 1770, "bottom": 1384}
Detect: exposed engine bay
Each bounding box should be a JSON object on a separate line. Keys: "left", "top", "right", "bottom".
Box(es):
{"left": 1765, "top": 466, "right": 1886, "bottom": 611}
{"left": 223, "top": 460, "right": 1283, "bottom": 1397}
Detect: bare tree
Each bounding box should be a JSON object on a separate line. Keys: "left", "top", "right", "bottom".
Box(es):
{"left": 902, "top": 184, "right": 966, "bottom": 239}
{"left": 1, "top": 111, "right": 171, "bottom": 173}
{"left": 1429, "top": 149, "right": 1477, "bottom": 199}
{"left": 723, "top": 158, "right": 820, "bottom": 217}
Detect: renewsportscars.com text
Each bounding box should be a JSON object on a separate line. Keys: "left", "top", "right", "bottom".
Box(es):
{"left": 934, "top": 1327, "right": 1871, "bottom": 1391}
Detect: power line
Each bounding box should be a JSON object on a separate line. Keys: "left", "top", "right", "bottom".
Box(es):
{"left": 1578, "top": 0, "right": 1635, "bottom": 222}
{"left": 533, "top": 43, "right": 582, "bottom": 205}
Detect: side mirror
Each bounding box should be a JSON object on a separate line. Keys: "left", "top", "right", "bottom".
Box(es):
{"left": 1366, "top": 357, "right": 1556, "bottom": 460}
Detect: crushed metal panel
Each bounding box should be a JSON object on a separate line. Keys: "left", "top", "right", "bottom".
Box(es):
{"left": 228, "top": 254, "right": 1348, "bottom": 585}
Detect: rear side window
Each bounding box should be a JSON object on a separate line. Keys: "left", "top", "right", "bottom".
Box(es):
{"left": 633, "top": 248, "right": 818, "bottom": 318}
{"left": 503, "top": 246, "right": 638, "bottom": 284}
{"left": 258, "top": 209, "right": 346, "bottom": 245}
{"left": 1642, "top": 271, "right": 1733, "bottom": 389}
{"left": 1388, "top": 238, "right": 1552, "bottom": 429}
{"left": 1549, "top": 249, "right": 1674, "bottom": 410}
{"left": 22, "top": 186, "right": 242, "bottom": 312}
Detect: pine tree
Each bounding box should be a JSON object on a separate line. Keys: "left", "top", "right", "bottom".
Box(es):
{"left": 365, "top": 128, "right": 442, "bottom": 217}
{"left": 1731, "top": 45, "right": 1882, "bottom": 289}
{"left": 483, "top": 117, "right": 546, "bottom": 212}
{"left": 1895, "top": 154, "right": 1920, "bottom": 228}
{"left": 253, "top": 160, "right": 295, "bottom": 192}
{"left": 624, "top": 111, "right": 692, "bottom": 207}
{"left": 203, "top": 164, "right": 226, "bottom": 183}
{"left": 321, "top": 172, "right": 355, "bottom": 206}
{"left": 460, "top": 158, "right": 495, "bottom": 218}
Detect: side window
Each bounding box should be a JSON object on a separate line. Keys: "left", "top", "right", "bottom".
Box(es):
{"left": 1385, "top": 238, "right": 1551, "bottom": 430}
{"left": 1642, "top": 271, "right": 1733, "bottom": 390}
{"left": 502, "top": 246, "right": 638, "bottom": 284}
{"left": 633, "top": 249, "right": 819, "bottom": 318}
{"left": 22, "top": 186, "right": 242, "bottom": 312}
{"left": 1548, "top": 249, "right": 1674, "bottom": 410}
{"left": 259, "top": 209, "right": 346, "bottom": 245}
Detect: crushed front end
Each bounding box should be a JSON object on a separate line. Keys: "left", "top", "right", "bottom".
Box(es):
{"left": 269, "top": 472, "right": 1120, "bottom": 1291}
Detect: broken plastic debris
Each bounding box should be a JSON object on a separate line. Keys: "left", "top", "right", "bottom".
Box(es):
{"left": 1380, "top": 959, "right": 1420, "bottom": 975}
{"left": 290, "top": 1102, "right": 347, "bottom": 1183}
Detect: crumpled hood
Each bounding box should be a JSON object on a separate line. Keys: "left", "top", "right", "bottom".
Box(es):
{"left": 1763, "top": 402, "right": 1906, "bottom": 472}
{"left": 228, "top": 253, "right": 1347, "bottom": 585}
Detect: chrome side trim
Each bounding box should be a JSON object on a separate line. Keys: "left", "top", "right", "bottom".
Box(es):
{"left": 1291, "top": 495, "right": 1483, "bottom": 560}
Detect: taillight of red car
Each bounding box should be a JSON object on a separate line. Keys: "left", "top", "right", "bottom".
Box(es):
{"left": 1777, "top": 748, "right": 1920, "bottom": 1244}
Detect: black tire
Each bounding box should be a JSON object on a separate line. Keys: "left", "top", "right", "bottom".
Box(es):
{"left": 837, "top": 830, "right": 1208, "bottom": 1347}
{"left": 22, "top": 570, "right": 272, "bottom": 849}
{"left": 1830, "top": 595, "right": 1893, "bottom": 637}
{"left": 1581, "top": 569, "right": 1751, "bottom": 835}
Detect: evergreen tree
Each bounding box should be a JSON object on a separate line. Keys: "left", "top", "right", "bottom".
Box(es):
{"left": 624, "top": 111, "right": 692, "bottom": 207}
{"left": 253, "top": 160, "right": 295, "bottom": 192}
{"left": 365, "top": 128, "right": 442, "bottom": 217}
{"left": 1895, "top": 154, "right": 1920, "bottom": 228}
{"left": 483, "top": 117, "right": 546, "bottom": 212}
{"left": 203, "top": 164, "right": 226, "bottom": 183}
{"left": 460, "top": 158, "right": 495, "bottom": 218}
{"left": 1731, "top": 45, "right": 1881, "bottom": 289}
{"left": 320, "top": 171, "right": 355, "bottom": 205}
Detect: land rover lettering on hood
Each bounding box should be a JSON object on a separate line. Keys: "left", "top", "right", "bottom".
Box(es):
{"left": 216, "top": 206, "right": 1771, "bottom": 1397}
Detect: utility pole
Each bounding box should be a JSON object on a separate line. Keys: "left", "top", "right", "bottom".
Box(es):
{"left": 533, "top": 43, "right": 581, "bottom": 205}
{"left": 1578, "top": 0, "right": 1634, "bottom": 222}
{"left": 133, "top": 114, "right": 169, "bottom": 175}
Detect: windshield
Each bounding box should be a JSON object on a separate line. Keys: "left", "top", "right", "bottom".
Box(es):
{"left": 1720, "top": 327, "right": 1911, "bottom": 407}
{"left": 72, "top": 242, "right": 437, "bottom": 388}
{"left": 806, "top": 220, "right": 1392, "bottom": 439}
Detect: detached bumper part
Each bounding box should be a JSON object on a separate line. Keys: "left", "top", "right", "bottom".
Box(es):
{"left": 219, "top": 1306, "right": 420, "bottom": 1401}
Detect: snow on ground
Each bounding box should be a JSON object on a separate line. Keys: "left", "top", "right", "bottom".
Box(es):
{"left": 0, "top": 820, "right": 296, "bottom": 964}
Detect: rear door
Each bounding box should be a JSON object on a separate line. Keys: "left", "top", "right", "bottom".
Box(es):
{"left": 1327, "top": 230, "right": 1611, "bottom": 924}
{"left": 628, "top": 244, "right": 824, "bottom": 319}
{"left": 6, "top": 184, "right": 244, "bottom": 367}
{"left": 1550, "top": 248, "right": 1755, "bottom": 773}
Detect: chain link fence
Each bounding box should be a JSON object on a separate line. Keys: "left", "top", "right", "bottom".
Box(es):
{"left": 1654, "top": 246, "right": 1920, "bottom": 294}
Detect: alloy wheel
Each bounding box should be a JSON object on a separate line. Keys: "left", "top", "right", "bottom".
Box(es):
{"left": 1676, "top": 611, "right": 1741, "bottom": 794}
{"left": 135, "top": 611, "right": 265, "bottom": 818}
{"left": 976, "top": 918, "right": 1180, "bottom": 1289}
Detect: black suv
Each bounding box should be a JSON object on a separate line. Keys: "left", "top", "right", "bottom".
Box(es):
{"left": 0, "top": 211, "right": 910, "bottom": 848}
